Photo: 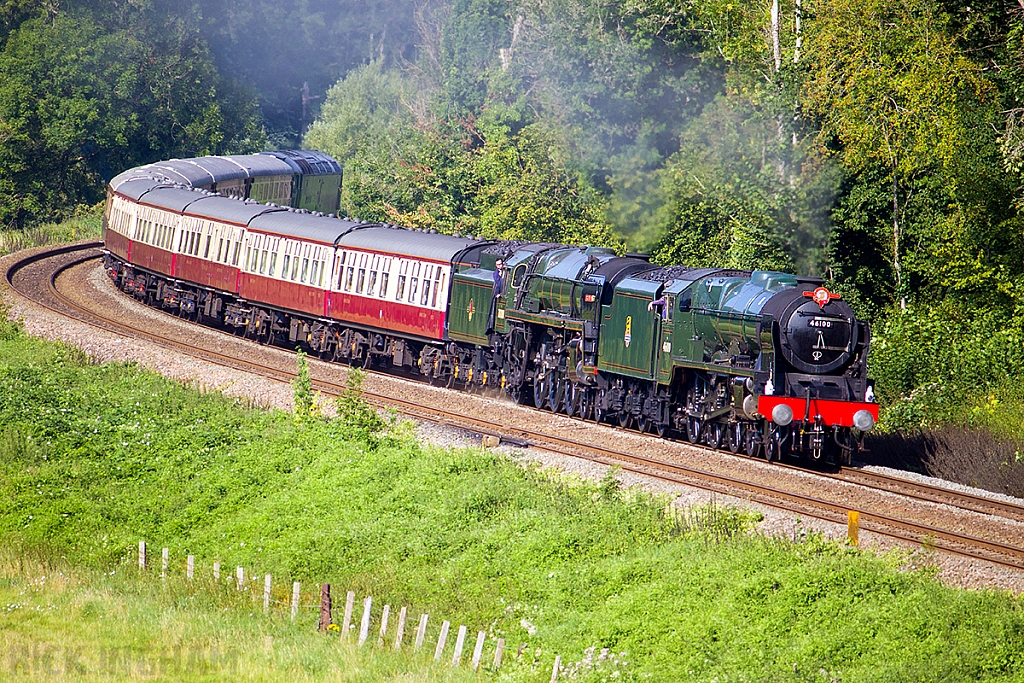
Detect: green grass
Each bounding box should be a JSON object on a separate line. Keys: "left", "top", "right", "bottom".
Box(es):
{"left": 2, "top": 317, "right": 1024, "bottom": 681}
{"left": 0, "top": 204, "right": 103, "bottom": 256}
{"left": 0, "top": 550, "right": 481, "bottom": 682}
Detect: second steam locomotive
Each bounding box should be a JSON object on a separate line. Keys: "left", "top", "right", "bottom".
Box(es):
{"left": 102, "top": 151, "right": 877, "bottom": 465}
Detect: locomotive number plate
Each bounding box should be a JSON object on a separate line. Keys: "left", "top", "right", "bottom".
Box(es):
{"left": 808, "top": 317, "right": 836, "bottom": 328}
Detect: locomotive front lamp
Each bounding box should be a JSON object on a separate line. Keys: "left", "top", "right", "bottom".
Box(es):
{"left": 853, "top": 410, "right": 876, "bottom": 432}
{"left": 771, "top": 403, "right": 794, "bottom": 426}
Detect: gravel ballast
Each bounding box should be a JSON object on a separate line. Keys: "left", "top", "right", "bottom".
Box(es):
{"left": 4, "top": 245, "right": 1024, "bottom": 593}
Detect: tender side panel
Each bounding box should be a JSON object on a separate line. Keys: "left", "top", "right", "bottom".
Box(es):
{"left": 597, "top": 291, "right": 659, "bottom": 380}
{"left": 448, "top": 274, "right": 493, "bottom": 345}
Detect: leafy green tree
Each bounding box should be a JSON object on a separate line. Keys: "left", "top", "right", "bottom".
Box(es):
{"left": 0, "top": 10, "right": 263, "bottom": 228}
{"left": 472, "top": 113, "right": 618, "bottom": 246}
{"left": 802, "top": 0, "right": 1007, "bottom": 307}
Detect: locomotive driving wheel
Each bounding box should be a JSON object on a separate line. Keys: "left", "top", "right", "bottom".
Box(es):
{"left": 594, "top": 389, "right": 606, "bottom": 423}
{"left": 533, "top": 372, "right": 550, "bottom": 410}
{"left": 685, "top": 415, "right": 702, "bottom": 444}
{"left": 728, "top": 422, "right": 744, "bottom": 454}
{"left": 575, "top": 388, "right": 593, "bottom": 421}
{"left": 706, "top": 422, "right": 724, "bottom": 449}
{"left": 744, "top": 426, "right": 761, "bottom": 458}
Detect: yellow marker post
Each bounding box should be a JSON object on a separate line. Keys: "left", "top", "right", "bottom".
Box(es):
{"left": 848, "top": 510, "right": 860, "bottom": 547}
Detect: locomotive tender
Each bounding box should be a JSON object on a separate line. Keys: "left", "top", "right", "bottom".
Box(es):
{"left": 103, "top": 152, "right": 878, "bottom": 465}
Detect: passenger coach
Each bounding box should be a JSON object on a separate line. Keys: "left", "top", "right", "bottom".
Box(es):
{"left": 103, "top": 176, "right": 488, "bottom": 369}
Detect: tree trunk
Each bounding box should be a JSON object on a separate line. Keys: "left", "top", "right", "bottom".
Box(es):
{"left": 794, "top": 0, "right": 802, "bottom": 63}
{"left": 771, "top": 0, "right": 782, "bottom": 72}
{"left": 892, "top": 171, "right": 905, "bottom": 310}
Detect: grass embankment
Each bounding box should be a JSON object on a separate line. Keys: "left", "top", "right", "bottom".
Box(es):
{"left": 1, "top": 313, "right": 1023, "bottom": 681}
{"left": 0, "top": 551, "right": 477, "bottom": 682}
{"left": 0, "top": 205, "right": 103, "bottom": 257}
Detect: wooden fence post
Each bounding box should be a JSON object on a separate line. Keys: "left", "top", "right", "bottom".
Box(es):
{"left": 236, "top": 566, "right": 244, "bottom": 591}
{"left": 138, "top": 541, "right": 146, "bottom": 570}
{"left": 452, "top": 624, "right": 467, "bottom": 665}
{"left": 493, "top": 638, "right": 505, "bottom": 669}
{"left": 187, "top": 555, "right": 194, "bottom": 580}
{"left": 358, "top": 596, "right": 372, "bottom": 646}
{"left": 291, "top": 582, "right": 301, "bottom": 622}
{"left": 434, "top": 620, "right": 450, "bottom": 661}
{"left": 318, "top": 584, "right": 332, "bottom": 631}
{"left": 263, "top": 574, "right": 272, "bottom": 612}
{"left": 378, "top": 605, "right": 390, "bottom": 646}
{"left": 394, "top": 607, "right": 407, "bottom": 650}
{"left": 550, "top": 655, "right": 561, "bottom": 682}
{"left": 213, "top": 561, "right": 220, "bottom": 580}
{"left": 414, "top": 614, "right": 428, "bottom": 650}
{"left": 471, "top": 631, "right": 485, "bottom": 670}
{"left": 848, "top": 510, "right": 860, "bottom": 546}
{"left": 161, "top": 548, "right": 169, "bottom": 578}
{"left": 342, "top": 591, "right": 355, "bottom": 639}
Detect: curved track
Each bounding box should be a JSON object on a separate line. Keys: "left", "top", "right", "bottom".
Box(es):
{"left": 7, "top": 243, "right": 1024, "bottom": 571}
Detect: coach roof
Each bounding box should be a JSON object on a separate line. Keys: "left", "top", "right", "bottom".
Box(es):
{"left": 338, "top": 225, "right": 483, "bottom": 262}
{"left": 249, "top": 210, "right": 364, "bottom": 244}
{"left": 111, "top": 178, "right": 167, "bottom": 200}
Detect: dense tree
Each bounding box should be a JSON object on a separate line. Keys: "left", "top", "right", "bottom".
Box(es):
{"left": 802, "top": 0, "right": 1010, "bottom": 309}
{"left": 0, "top": 5, "right": 263, "bottom": 228}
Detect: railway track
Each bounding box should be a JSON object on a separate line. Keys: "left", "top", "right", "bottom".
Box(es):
{"left": 7, "top": 243, "right": 1024, "bottom": 572}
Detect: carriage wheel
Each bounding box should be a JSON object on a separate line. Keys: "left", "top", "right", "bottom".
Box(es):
{"left": 636, "top": 413, "right": 649, "bottom": 434}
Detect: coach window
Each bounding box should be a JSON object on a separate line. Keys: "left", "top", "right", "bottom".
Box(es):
{"left": 311, "top": 259, "right": 319, "bottom": 285}
{"left": 204, "top": 231, "right": 212, "bottom": 259}
{"left": 356, "top": 265, "right": 366, "bottom": 294}
{"left": 301, "top": 256, "right": 310, "bottom": 283}
{"left": 260, "top": 249, "right": 268, "bottom": 274}
{"left": 344, "top": 265, "right": 354, "bottom": 291}
{"left": 433, "top": 273, "right": 443, "bottom": 308}
{"left": 367, "top": 256, "right": 379, "bottom": 296}
{"left": 409, "top": 275, "right": 419, "bottom": 305}
{"left": 420, "top": 265, "right": 432, "bottom": 305}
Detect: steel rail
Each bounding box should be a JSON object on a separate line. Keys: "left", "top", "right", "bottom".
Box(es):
{"left": 7, "top": 244, "right": 1024, "bottom": 571}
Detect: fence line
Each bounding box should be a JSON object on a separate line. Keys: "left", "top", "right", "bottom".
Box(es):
{"left": 135, "top": 541, "right": 570, "bottom": 679}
